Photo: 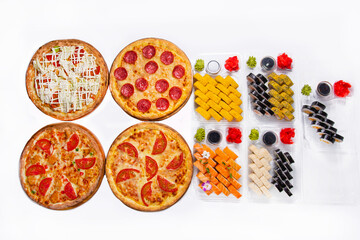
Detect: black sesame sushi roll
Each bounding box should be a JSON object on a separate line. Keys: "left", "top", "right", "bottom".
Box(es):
{"left": 249, "top": 90, "right": 265, "bottom": 102}
{"left": 334, "top": 134, "right": 344, "bottom": 143}
{"left": 309, "top": 114, "right": 325, "bottom": 122}
{"left": 275, "top": 168, "right": 287, "bottom": 181}
{"left": 302, "top": 105, "right": 318, "bottom": 115}
{"left": 253, "top": 106, "right": 266, "bottom": 116}
{"left": 284, "top": 162, "right": 293, "bottom": 172}
{"left": 284, "top": 180, "right": 293, "bottom": 189}
{"left": 275, "top": 158, "right": 286, "bottom": 171}
{"left": 311, "top": 120, "right": 328, "bottom": 130}
{"left": 283, "top": 187, "right": 293, "bottom": 197}
{"left": 324, "top": 119, "right": 335, "bottom": 127}
{"left": 327, "top": 126, "right": 337, "bottom": 134}
{"left": 252, "top": 100, "right": 267, "bottom": 110}
{"left": 259, "top": 83, "right": 268, "bottom": 92}
{"left": 275, "top": 183, "right": 283, "bottom": 192}
{"left": 284, "top": 152, "right": 295, "bottom": 164}
{"left": 262, "top": 99, "right": 272, "bottom": 108}
{"left": 283, "top": 170, "right": 293, "bottom": 180}
{"left": 317, "top": 129, "right": 334, "bottom": 137}
{"left": 317, "top": 110, "right": 328, "bottom": 118}
{"left": 247, "top": 73, "right": 261, "bottom": 84}
{"left": 262, "top": 92, "right": 271, "bottom": 100}
{"left": 311, "top": 101, "right": 326, "bottom": 111}
{"left": 248, "top": 82, "right": 258, "bottom": 92}
{"left": 264, "top": 107, "right": 275, "bottom": 116}
{"left": 320, "top": 134, "right": 335, "bottom": 144}
{"left": 256, "top": 73, "right": 268, "bottom": 84}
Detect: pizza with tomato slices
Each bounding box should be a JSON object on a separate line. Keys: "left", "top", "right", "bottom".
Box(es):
{"left": 109, "top": 38, "right": 193, "bottom": 121}
{"left": 26, "top": 39, "right": 109, "bottom": 121}
{"left": 106, "top": 122, "right": 193, "bottom": 211}
{"left": 19, "top": 123, "right": 105, "bottom": 210}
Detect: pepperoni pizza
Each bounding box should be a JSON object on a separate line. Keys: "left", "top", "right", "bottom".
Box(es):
{"left": 20, "top": 123, "right": 105, "bottom": 210}
{"left": 109, "top": 38, "right": 193, "bottom": 120}
{"left": 106, "top": 122, "right": 193, "bottom": 211}
{"left": 26, "top": 39, "right": 109, "bottom": 121}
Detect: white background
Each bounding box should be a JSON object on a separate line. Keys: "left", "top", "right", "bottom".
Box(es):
{"left": 1, "top": 0, "right": 359, "bottom": 239}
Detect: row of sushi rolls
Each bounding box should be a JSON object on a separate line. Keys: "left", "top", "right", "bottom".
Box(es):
{"left": 191, "top": 53, "right": 350, "bottom": 199}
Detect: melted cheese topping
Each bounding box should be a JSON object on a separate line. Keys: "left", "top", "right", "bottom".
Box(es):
{"left": 33, "top": 46, "right": 101, "bottom": 113}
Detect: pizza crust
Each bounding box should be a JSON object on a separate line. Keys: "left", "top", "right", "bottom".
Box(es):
{"left": 106, "top": 122, "right": 193, "bottom": 211}
{"left": 19, "top": 123, "right": 105, "bottom": 210}
{"left": 109, "top": 38, "right": 193, "bottom": 121}
{"left": 26, "top": 39, "right": 109, "bottom": 121}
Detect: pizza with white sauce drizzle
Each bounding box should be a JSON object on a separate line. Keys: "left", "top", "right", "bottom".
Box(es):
{"left": 26, "top": 39, "right": 108, "bottom": 121}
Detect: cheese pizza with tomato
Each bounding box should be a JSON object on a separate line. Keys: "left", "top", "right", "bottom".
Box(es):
{"left": 26, "top": 39, "right": 109, "bottom": 121}
{"left": 106, "top": 122, "right": 193, "bottom": 211}
{"left": 109, "top": 38, "right": 193, "bottom": 120}
{"left": 19, "top": 123, "right": 105, "bottom": 210}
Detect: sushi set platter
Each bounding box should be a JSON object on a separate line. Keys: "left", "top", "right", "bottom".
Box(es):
{"left": 191, "top": 53, "right": 358, "bottom": 204}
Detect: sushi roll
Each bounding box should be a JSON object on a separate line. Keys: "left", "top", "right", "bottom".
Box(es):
{"left": 316, "top": 129, "right": 334, "bottom": 137}
{"left": 269, "top": 89, "right": 284, "bottom": 102}
{"left": 269, "top": 97, "right": 283, "bottom": 109}
{"left": 253, "top": 100, "right": 267, "bottom": 110}
{"left": 317, "top": 110, "right": 328, "bottom": 118}
{"left": 262, "top": 92, "right": 271, "bottom": 100}
{"left": 259, "top": 83, "right": 268, "bottom": 92}
{"left": 249, "top": 90, "right": 265, "bottom": 102}
{"left": 249, "top": 82, "right": 264, "bottom": 94}
{"left": 302, "top": 105, "right": 318, "bottom": 115}
{"left": 320, "top": 134, "right": 335, "bottom": 144}
{"left": 275, "top": 158, "right": 286, "bottom": 171}
{"left": 311, "top": 101, "right": 326, "bottom": 111}
{"left": 334, "top": 134, "right": 344, "bottom": 143}
{"left": 282, "top": 108, "right": 294, "bottom": 121}
{"left": 275, "top": 183, "right": 283, "bottom": 192}
{"left": 311, "top": 120, "right": 328, "bottom": 130}
{"left": 284, "top": 179, "right": 293, "bottom": 189}
{"left": 247, "top": 73, "right": 261, "bottom": 85}
{"left": 275, "top": 168, "right": 287, "bottom": 181}
{"left": 268, "top": 81, "right": 283, "bottom": 93}
{"left": 283, "top": 187, "right": 293, "bottom": 197}
{"left": 280, "top": 92, "right": 294, "bottom": 104}
{"left": 324, "top": 119, "right": 335, "bottom": 127}
{"left": 281, "top": 85, "right": 294, "bottom": 96}
{"left": 284, "top": 152, "right": 295, "bottom": 164}
{"left": 256, "top": 73, "right": 268, "bottom": 84}
{"left": 275, "top": 150, "right": 288, "bottom": 163}
{"left": 275, "top": 177, "right": 286, "bottom": 188}
{"left": 282, "top": 101, "right": 295, "bottom": 113}
{"left": 284, "top": 162, "right": 293, "bottom": 172}
{"left": 262, "top": 99, "right": 272, "bottom": 108}
{"left": 279, "top": 74, "right": 293, "bottom": 87}
{"left": 253, "top": 106, "right": 266, "bottom": 116}
{"left": 283, "top": 170, "right": 293, "bottom": 180}
{"left": 272, "top": 107, "right": 285, "bottom": 120}
{"left": 327, "top": 126, "right": 337, "bottom": 134}
{"left": 308, "top": 114, "right": 325, "bottom": 122}
{"left": 267, "top": 72, "right": 280, "bottom": 83}
{"left": 264, "top": 107, "right": 275, "bottom": 116}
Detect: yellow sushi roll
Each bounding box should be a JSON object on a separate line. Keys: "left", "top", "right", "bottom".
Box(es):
{"left": 269, "top": 89, "right": 284, "bottom": 102}
{"left": 208, "top": 108, "right": 223, "bottom": 122}
{"left": 194, "top": 73, "right": 208, "bottom": 86}
{"left": 206, "top": 91, "right": 221, "bottom": 104}
{"left": 281, "top": 85, "right": 294, "bottom": 96}
{"left": 195, "top": 97, "right": 210, "bottom": 110}
{"left": 195, "top": 90, "right": 209, "bottom": 102}
{"left": 215, "top": 75, "right": 230, "bottom": 87}
{"left": 268, "top": 81, "right": 283, "bottom": 93}
{"left": 230, "top": 109, "right": 243, "bottom": 122}
{"left": 280, "top": 92, "right": 293, "bottom": 104}
{"left": 206, "top": 83, "right": 220, "bottom": 95}
{"left": 268, "top": 97, "right": 283, "bottom": 109}
{"left": 282, "top": 108, "right": 295, "bottom": 121}
{"left": 218, "top": 92, "right": 232, "bottom": 105}
{"left": 219, "top": 109, "right": 234, "bottom": 122}
{"left": 207, "top": 99, "right": 222, "bottom": 112}
{"left": 219, "top": 101, "right": 231, "bottom": 111}
{"left": 281, "top": 101, "right": 294, "bottom": 113}
{"left": 279, "top": 74, "right": 293, "bottom": 87}
{"left": 193, "top": 81, "right": 208, "bottom": 93}
{"left": 229, "top": 93, "right": 242, "bottom": 105}
{"left": 267, "top": 72, "right": 282, "bottom": 84}
{"left": 230, "top": 102, "right": 243, "bottom": 114}
{"left": 272, "top": 107, "right": 284, "bottom": 120}
{"left": 204, "top": 74, "right": 217, "bottom": 86}
{"left": 216, "top": 83, "right": 231, "bottom": 95}
{"left": 228, "top": 86, "right": 241, "bottom": 98}
{"left": 224, "top": 76, "right": 239, "bottom": 89}
{"left": 196, "top": 107, "right": 211, "bottom": 120}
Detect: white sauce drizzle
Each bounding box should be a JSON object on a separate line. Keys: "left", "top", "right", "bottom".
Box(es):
{"left": 33, "top": 46, "right": 101, "bottom": 113}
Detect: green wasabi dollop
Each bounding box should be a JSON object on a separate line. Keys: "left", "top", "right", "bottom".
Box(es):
{"left": 249, "top": 128, "right": 259, "bottom": 141}
{"left": 195, "top": 59, "right": 205, "bottom": 71}
{"left": 301, "top": 84, "right": 312, "bottom": 96}
{"left": 246, "top": 56, "right": 257, "bottom": 68}
{"left": 195, "top": 128, "right": 205, "bottom": 142}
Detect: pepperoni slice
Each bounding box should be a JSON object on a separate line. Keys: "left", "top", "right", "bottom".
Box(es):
{"left": 141, "top": 181, "right": 152, "bottom": 207}
{"left": 95, "top": 66, "right": 100, "bottom": 75}
{"left": 160, "top": 51, "right": 174, "bottom": 65}
{"left": 137, "top": 99, "right": 151, "bottom": 113}
{"left": 75, "top": 157, "right": 96, "bottom": 169}
{"left": 172, "top": 65, "right": 185, "bottom": 79}
{"left": 67, "top": 134, "right": 79, "bottom": 151}
{"left": 166, "top": 153, "right": 184, "bottom": 170}
{"left": 145, "top": 61, "right": 158, "bottom": 74}
{"left": 169, "top": 86, "right": 182, "bottom": 101}
{"left": 117, "top": 142, "right": 138, "bottom": 158}
{"left": 64, "top": 182, "right": 77, "bottom": 200}
{"left": 135, "top": 78, "right": 148, "bottom": 91}
{"left": 116, "top": 168, "right": 140, "bottom": 183}
{"left": 142, "top": 45, "right": 156, "bottom": 59}
{"left": 26, "top": 164, "right": 46, "bottom": 176}
{"left": 120, "top": 83, "right": 134, "bottom": 98}
{"left": 145, "top": 156, "right": 158, "bottom": 181}
{"left": 39, "top": 178, "right": 52, "bottom": 196}
{"left": 123, "top": 51, "right": 137, "bottom": 64}
{"left": 114, "top": 67, "right": 128, "bottom": 80}
{"left": 156, "top": 98, "right": 169, "bottom": 111}
{"left": 152, "top": 131, "right": 167, "bottom": 155}
{"left": 157, "top": 175, "right": 178, "bottom": 193}
{"left": 36, "top": 139, "right": 52, "bottom": 156}
{"left": 155, "top": 79, "right": 169, "bottom": 93}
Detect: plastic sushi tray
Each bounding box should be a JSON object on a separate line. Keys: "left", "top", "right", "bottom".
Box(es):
{"left": 190, "top": 53, "right": 359, "bottom": 204}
